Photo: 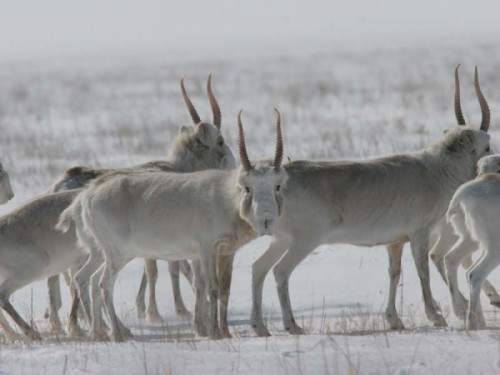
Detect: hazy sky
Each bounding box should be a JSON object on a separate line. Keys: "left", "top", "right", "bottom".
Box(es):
{"left": 0, "top": 0, "right": 499, "bottom": 61}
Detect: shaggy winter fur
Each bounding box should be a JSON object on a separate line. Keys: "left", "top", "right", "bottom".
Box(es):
{"left": 445, "top": 156, "right": 500, "bottom": 329}
{"left": 250, "top": 125, "right": 491, "bottom": 336}
{"left": 0, "top": 162, "right": 14, "bottom": 204}
{"left": 46, "top": 75, "right": 235, "bottom": 331}
{"left": 57, "top": 111, "right": 286, "bottom": 341}
{"left": 430, "top": 155, "right": 500, "bottom": 320}
{"left": 0, "top": 190, "right": 87, "bottom": 341}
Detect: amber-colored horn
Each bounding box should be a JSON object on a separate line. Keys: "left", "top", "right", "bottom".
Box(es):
{"left": 454, "top": 65, "right": 466, "bottom": 125}
{"left": 474, "top": 66, "right": 490, "bottom": 132}
{"left": 207, "top": 74, "right": 221, "bottom": 129}
{"left": 238, "top": 110, "right": 252, "bottom": 171}
{"left": 273, "top": 109, "right": 283, "bottom": 171}
{"left": 180, "top": 76, "right": 201, "bottom": 124}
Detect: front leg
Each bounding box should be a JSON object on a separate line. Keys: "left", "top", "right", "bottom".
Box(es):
{"left": 0, "top": 310, "right": 20, "bottom": 342}
{"left": 192, "top": 260, "right": 208, "bottom": 337}
{"left": 47, "top": 275, "right": 63, "bottom": 334}
{"left": 251, "top": 237, "right": 289, "bottom": 336}
{"left": 385, "top": 243, "right": 405, "bottom": 330}
{"left": 218, "top": 248, "right": 236, "bottom": 338}
{"left": 273, "top": 237, "right": 319, "bottom": 335}
{"left": 200, "top": 248, "right": 221, "bottom": 339}
{"left": 410, "top": 228, "right": 446, "bottom": 327}
{"left": 135, "top": 269, "right": 147, "bottom": 319}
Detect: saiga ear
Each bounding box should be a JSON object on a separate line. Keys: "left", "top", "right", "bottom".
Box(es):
{"left": 179, "top": 125, "right": 191, "bottom": 135}
{"left": 196, "top": 123, "right": 211, "bottom": 146}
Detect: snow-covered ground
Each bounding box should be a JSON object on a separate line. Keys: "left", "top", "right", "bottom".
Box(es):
{"left": 1, "top": 40, "right": 500, "bottom": 374}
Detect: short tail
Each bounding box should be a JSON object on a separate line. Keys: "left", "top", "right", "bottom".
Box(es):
{"left": 55, "top": 195, "right": 81, "bottom": 233}
{"left": 446, "top": 192, "right": 465, "bottom": 223}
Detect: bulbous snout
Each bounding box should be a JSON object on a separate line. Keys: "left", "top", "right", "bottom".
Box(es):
{"left": 256, "top": 214, "right": 276, "bottom": 236}
{"left": 0, "top": 189, "right": 14, "bottom": 204}
{"left": 0, "top": 178, "right": 14, "bottom": 204}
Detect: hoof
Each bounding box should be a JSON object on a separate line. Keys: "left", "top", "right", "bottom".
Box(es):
{"left": 3, "top": 330, "right": 20, "bottom": 342}
{"left": 220, "top": 327, "right": 232, "bottom": 339}
{"left": 209, "top": 327, "right": 222, "bottom": 340}
{"left": 146, "top": 310, "right": 164, "bottom": 324}
{"left": 194, "top": 324, "right": 208, "bottom": 337}
{"left": 432, "top": 299, "right": 442, "bottom": 313}
{"left": 286, "top": 323, "right": 305, "bottom": 335}
{"left": 467, "top": 319, "right": 481, "bottom": 330}
{"left": 27, "top": 330, "right": 42, "bottom": 342}
{"left": 176, "top": 307, "right": 193, "bottom": 320}
{"left": 389, "top": 320, "right": 405, "bottom": 330}
{"left": 91, "top": 331, "right": 110, "bottom": 342}
{"left": 432, "top": 315, "right": 448, "bottom": 328}
{"left": 49, "top": 320, "right": 63, "bottom": 334}
{"left": 386, "top": 312, "right": 405, "bottom": 330}
{"left": 120, "top": 327, "right": 133, "bottom": 339}
{"left": 67, "top": 324, "right": 85, "bottom": 338}
{"left": 252, "top": 323, "right": 271, "bottom": 337}
{"left": 136, "top": 303, "right": 146, "bottom": 319}
{"left": 112, "top": 333, "right": 126, "bottom": 343}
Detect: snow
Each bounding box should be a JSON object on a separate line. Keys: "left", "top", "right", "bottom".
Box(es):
{"left": 1, "top": 34, "right": 500, "bottom": 374}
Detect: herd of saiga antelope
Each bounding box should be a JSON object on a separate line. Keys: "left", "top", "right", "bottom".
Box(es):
{"left": 0, "top": 66, "right": 499, "bottom": 343}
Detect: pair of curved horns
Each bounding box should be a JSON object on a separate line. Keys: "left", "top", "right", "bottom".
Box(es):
{"left": 180, "top": 74, "right": 221, "bottom": 128}
{"left": 454, "top": 65, "right": 490, "bottom": 132}
{"left": 238, "top": 109, "right": 283, "bottom": 172}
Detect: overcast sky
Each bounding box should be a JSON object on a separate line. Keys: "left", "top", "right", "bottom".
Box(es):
{"left": 0, "top": 0, "right": 499, "bottom": 61}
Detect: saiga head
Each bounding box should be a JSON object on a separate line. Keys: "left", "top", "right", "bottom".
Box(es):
{"left": 236, "top": 109, "right": 288, "bottom": 236}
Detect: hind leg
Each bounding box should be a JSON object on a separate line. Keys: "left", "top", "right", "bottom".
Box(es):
{"left": 90, "top": 264, "right": 108, "bottom": 341}
{"left": 47, "top": 275, "right": 63, "bottom": 333}
{"left": 430, "top": 223, "right": 458, "bottom": 286}
{"left": 444, "top": 236, "right": 475, "bottom": 319}
{"left": 467, "top": 249, "right": 500, "bottom": 330}
{"left": 0, "top": 297, "right": 41, "bottom": 341}
{"left": 135, "top": 269, "right": 147, "bottom": 319}
{"left": 67, "top": 291, "right": 84, "bottom": 337}
{"left": 99, "top": 253, "right": 130, "bottom": 342}
{"left": 192, "top": 260, "right": 209, "bottom": 337}
{"left": 0, "top": 310, "right": 20, "bottom": 341}
{"left": 74, "top": 249, "right": 104, "bottom": 326}
{"left": 145, "top": 259, "right": 163, "bottom": 323}
{"left": 461, "top": 254, "right": 500, "bottom": 308}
